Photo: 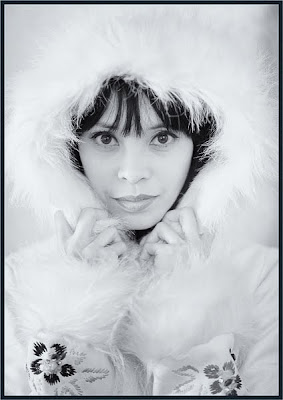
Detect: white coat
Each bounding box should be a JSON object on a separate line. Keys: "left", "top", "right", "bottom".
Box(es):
{"left": 5, "top": 5, "right": 278, "bottom": 396}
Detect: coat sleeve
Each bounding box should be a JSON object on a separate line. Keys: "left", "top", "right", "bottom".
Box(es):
{"left": 5, "top": 237, "right": 138, "bottom": 396}
{"left": 239, "top": 246, "right": 279, "bottom": 395}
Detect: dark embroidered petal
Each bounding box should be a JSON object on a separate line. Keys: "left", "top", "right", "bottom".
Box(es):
{"left": 229, "top": 348, "right": 236, "bottom": 361}
{"left": 204, "top": 364, "right": 220, "bottom": 379}
{"left": 30, "top": 359, "right": 42, "bottom": 375}
{"left": 235, "top": 375, "right": 242, "bottom": 389}
{"left": 60, "top": 364, "right": 76, "bottom": 377}
{"left": 33, "top": 342, "right": 47, "bottom": 357}
{"left": 44, "top": 373, "right": 60, "bottom": 385}
{"left": 210, "top": 380, "right": 222, "bottom": 394}
{"left": 227, "top": 389, "right": 238, "bottom": 396}
{"left": 224, "top": 378, "right": 233, "bottom": 387}
{"left": 51, "top": 344, "right": 67, "bottom": 360}
{"left": 223, "top": 361, "right": 235, "bottom": 375}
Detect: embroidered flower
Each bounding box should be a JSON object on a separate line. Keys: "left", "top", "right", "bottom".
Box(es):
{"left": 204, "top": 361, "right": 242, "bottom": 395}
{"left": 172, "top": 365, "right": 199, "bottom": 394}
{"left": 30, "top": 342, "right": 76, "bottom": 385}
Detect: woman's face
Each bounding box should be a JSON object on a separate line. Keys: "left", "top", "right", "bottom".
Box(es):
{"left": 79, "top": 95, "right": 194, "bottom": 230}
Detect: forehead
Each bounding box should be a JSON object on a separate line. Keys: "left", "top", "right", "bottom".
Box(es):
{"left": 96, "top": 92, "right": 164, "bottom": 130}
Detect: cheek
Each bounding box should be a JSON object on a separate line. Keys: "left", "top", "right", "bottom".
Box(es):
{"left": 157, "top": 144, "right": 193, "bottom": 195}
{"left": 79, "top": 147, "right": 115, "bottom": 193}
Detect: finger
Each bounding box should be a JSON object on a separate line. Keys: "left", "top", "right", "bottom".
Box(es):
{"left": 178, "top": 207, "right": 201, "bottom": 243}
{"left": 139, "top": 235, "right": 147, "bottom": 246}
{"left": 145, "top": 222, "right": 184, "bottom": 245}
{"left": 81, "top": 227, "right": 120, "bottom": 259}
{"left": 140, "top": 243, "right": 159, "bottom": 261}
{"left": 162, "top": 209, "right": 179, "bottom": 224}
{"left": 95, "top": 226, "right": 121, "bottom": 246}
{"left": 108, "top": 242, "right": 127, "bottom": 257}
{"left": 69, "top": 208, "right": 108, "bottom": 252}
{"left": 83, "top": 241, "right": 126, "bottom": 262}
{"left": 140, "top": 243, "right": 170, "bottom": 261}
{"left": 162, "top": 210, "right": 184, "bottom": 237}
{"left": 67, "top": 208, "right": 97, "bottom": 253}
{"left": 163, "top": 220, "right": 184, "bottom": 238}
{"left": 54, "top": 210, "right": 73, "bottom": 246}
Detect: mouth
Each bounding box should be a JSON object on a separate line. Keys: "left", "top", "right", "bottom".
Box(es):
{"left": 113, "top": 194, "right": 158, "bottom": 212}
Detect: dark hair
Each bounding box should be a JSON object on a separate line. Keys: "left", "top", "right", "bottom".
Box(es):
{"left": 71, "top": 76, "right": 215, "bottom": 207}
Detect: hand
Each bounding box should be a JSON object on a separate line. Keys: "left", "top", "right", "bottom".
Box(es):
{"left": 55, "top": 208, "right": 127, "bottom": 262}
{"left": 140, "top": 207, "right": 202, "bottom": 264}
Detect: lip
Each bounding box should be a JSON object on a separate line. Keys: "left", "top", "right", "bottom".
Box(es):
{"left": 113, "top": 194, "right": 158, "bottom": 212}
{"left": 115, "top": 194, "right": 157, "bottom": 202}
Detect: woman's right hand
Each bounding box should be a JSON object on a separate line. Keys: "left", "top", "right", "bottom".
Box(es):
{"left": 54, "top": 208, "right": 127, "bottom": 262}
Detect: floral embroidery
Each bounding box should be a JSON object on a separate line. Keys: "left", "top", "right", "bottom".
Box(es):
{"left": 229, "top": 348, "right": 236, "bottom": 361}
{"left": 60, "top": 386, "right": 77, "bottom": 395}
{"left": 172, "top": 365, "right": 198, "bottom": 394}
{"left": 83, "top": 368, "right": 110, "bottom": 384}
{"left": 173, "top": 365, "right": 199, "bottom": 376}
{"left": 28, "top": 341, "right": 111, "bottom": 395}
{"left": 30, "top": 342, "right": 76, "bottom": 385}
{"left": 204, "top": 361, "right": 242, "bottom": 395}
{"left": 69, "top": 379, "right": 83, "bottom": 395}
{"left": 69, "top": 349, "right": 87, "bottom": 365}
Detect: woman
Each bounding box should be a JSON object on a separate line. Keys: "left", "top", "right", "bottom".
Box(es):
{"left": 5, "top": 5, "right": 278, "bottom": 396}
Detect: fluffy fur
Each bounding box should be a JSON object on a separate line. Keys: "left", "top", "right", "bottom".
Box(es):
{"left": 6, "top": 236, "right": 141, "bottom": 348}
{"left": 120, "top": 244, "right": 278, "bottom": 394}
{"left": 5, "top": 5, "right": 278, "bottom": 233}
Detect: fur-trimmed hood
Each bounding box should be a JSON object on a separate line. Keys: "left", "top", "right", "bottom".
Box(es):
{"left": 5, "top": 5, "right": 278, "bottom": 234}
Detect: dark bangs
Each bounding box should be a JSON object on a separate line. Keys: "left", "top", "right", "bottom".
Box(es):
{"left": 71, "top": 77, "right": 215, "bottom": 189}
{"left": 74, "top": 77, "right": 197, "bottom": 137}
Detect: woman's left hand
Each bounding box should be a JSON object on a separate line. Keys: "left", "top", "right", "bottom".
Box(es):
{"left": 140, "top": 207, "right": 202, "bottom": 263}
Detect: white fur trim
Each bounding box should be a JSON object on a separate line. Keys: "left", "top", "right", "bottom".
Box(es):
{"left": 6, "top": 237, "right": 140, "bottom": 348}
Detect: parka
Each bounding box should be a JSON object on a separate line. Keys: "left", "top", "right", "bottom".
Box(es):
{"left": 4, "top": 5, "right": 279, "bottom": 396}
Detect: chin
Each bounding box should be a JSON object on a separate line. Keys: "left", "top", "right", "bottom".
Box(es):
{"left": 123, "top": 212, "right": 163, "bottom": 231}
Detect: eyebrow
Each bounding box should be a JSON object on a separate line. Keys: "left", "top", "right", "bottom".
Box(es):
{"left": 91, "top": 123, "right": 115, "bottom": 129}
{"left": 149, "top": 124, "right": 167, "bottom": 130}
{"left": 87, "top": 122, "right": 168, "bottom": 132}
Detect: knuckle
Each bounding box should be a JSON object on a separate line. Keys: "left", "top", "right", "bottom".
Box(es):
{"left": 166, "top": 210, "right": 175, "bottom": 217}
{"left": 179, "top": 207, "right": 195, "bottom": 223}
{"left": 164, "top": 210, "right": 177, "bottom": 220}
{"left": 156, "top": 221, "right": 165, "bottom": 230}
{"left": 94, "top": 208, "right": 108, "bottom": 218}
{"left": 79, "top": 207, "right": 96, "bottom": 219}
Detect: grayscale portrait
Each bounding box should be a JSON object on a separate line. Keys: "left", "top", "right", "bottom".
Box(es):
{"left": 4, "top": 3, "right": 279, "bottom": 396}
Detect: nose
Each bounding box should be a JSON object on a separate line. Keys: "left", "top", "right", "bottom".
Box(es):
{"left": 117, "top": 144, "right": 151, "bottom": 184}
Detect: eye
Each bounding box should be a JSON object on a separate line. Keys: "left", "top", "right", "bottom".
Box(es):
{"left": 91, "top": 132, "right": 118, "bottom": 146}
{"left": 150, "top": 132, "right": 178, "bottom": 146}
